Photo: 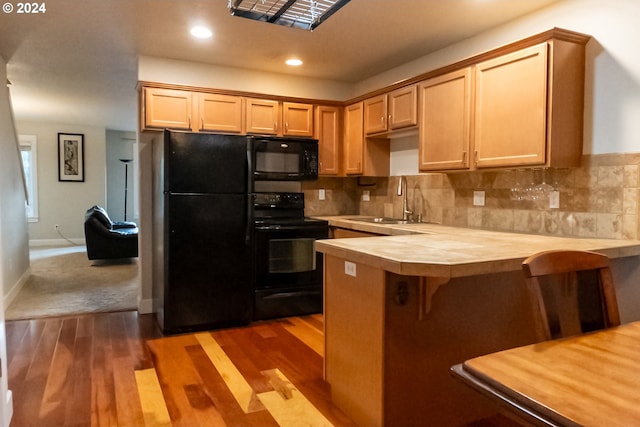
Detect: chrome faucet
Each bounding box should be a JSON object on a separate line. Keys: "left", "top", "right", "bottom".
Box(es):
{"left": 396, "top": 176, "right": 413, "bottom": 221}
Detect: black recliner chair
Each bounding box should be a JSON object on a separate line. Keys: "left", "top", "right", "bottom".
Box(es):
{"left": 84, "top": 205, "right": 138, "bottom": 260}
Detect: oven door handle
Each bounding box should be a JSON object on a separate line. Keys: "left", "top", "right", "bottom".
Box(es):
{"left": 254, "top": 224, "right": 328, "bottom": 233}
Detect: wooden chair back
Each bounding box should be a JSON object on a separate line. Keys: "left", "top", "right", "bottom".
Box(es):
{"left": 522, "top": 250, "right": 620, "bottom": 341}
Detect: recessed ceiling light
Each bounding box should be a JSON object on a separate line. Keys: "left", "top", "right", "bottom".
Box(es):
{"left": 190, "top": 26, "right": 212, "bottom": 39}
{"left": 286, "top": 58, "right": 303, "bottom": 66}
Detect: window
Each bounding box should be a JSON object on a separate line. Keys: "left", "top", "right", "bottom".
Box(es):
{"left": 19, "top": 134, "right": 39, "bottom": 222}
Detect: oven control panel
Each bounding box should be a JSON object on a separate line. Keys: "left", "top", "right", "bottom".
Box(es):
{"left": 253, "top": 192, "right": 304, "bottom": 209}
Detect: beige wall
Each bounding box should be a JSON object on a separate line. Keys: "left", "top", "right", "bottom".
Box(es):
{"left": 16, "top": 121, "right": 107, "bottom": 242}
{"left": 138, "top": 56, "right": 353, "bottom": 101}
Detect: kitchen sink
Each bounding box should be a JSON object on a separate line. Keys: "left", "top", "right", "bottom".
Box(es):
{"left": 350, "top": 217, "right": 414, "bottom": 225}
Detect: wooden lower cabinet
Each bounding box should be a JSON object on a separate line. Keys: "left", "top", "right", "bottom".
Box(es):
{"left": 324, "top": 255, "right": 539, "bottom": 426}
{"left": 325, "top": 256, "right": 386, "bottom": 427}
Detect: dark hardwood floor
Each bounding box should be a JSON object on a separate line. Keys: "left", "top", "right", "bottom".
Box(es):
{"left": 6, "top": 311, "right": 356, "bottom": 427}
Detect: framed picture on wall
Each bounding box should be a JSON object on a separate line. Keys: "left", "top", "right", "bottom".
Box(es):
{"left": 58, "top": 133, "right": 85, "bottom": 182}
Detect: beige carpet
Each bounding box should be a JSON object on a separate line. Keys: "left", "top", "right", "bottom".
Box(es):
{"left": 6, "top": 246, "right": 138, "bottom": 320}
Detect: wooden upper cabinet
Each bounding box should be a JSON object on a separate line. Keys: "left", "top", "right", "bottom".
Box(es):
{"left": 143, "top": 88, "right": 243, "bottom": 133}
{"left": 419, "top": 68, "right": 472, "bottom": 171}
{"left": 283, "top": 102, "right": 314, "bottom": 137}
{"left": 199, "top": 93, "right": 243, "bottom": 133}
{"left": 344, "top": 101, "right": 390, "bottom": 176}
{"left": 364, "top": 94, "right": 388, "bottom": 135}
{"left": 364, "top": 87, "right": 418, "bottom": 135}
{"left": 143, "top": 87, "right": 194, "bottom": 130}
{"left": 344, "top": 102, "right": 364, "bottom": 174}
{"left": 474, "top": 43, "right": 549, "bottom": 168}
{"left": 389, "top": 85, "right": 418, "bottom": 130}
{"left": 246, "top": 98, "right": 280, "bottom": 135}
{"left": 315, "top": 105, "right": 341, "bottom": 175}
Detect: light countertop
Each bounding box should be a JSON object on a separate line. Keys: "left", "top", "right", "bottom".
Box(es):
{"left": 315, "top": 216, "right": 640, "bottom": 278}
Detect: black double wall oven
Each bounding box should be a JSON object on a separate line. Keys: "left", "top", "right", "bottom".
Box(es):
{"left": 249, "top": 136, "right": 328, "bottom": 320}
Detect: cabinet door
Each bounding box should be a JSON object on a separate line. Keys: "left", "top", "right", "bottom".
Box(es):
{"left": 344, "top": 102, "right": 364, "bottom": 174}
{"left": 364, "top": 95, "right": 388, "bottom": 135}
{"left": 246, "top": 98, "right": 280, "bottom": 135}
{"left": 474, "top": 43, "right": 548, "bottom": 168}
{"left": 419, "top": 69, "right": 471, "bottom": 171}
{"left": 144, "top": 87, "right": 193, "bottom": 130}
{"left": 316, "top": 105, "right": 341, "bottom": 175}
{"left": 389, "top": 85, "right": 418, "bottom": 130}
{"left": 199, "top": 93, "right": 244, "bottom": 133}
{"left": 283, "top": 102, "right": 314, "bottom": 137}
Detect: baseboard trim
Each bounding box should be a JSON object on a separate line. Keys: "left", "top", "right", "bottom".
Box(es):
{"left": 4, "top": 268, "right": 31, "bottom": 311}
{"left": 3, "top": 390, "right": 12, "bottom": 427}
{"left": 138, "top": 297, "right": 153, "bottom": 314}
{"left": 29, "top": 238, "right": 85, "bottom": 247}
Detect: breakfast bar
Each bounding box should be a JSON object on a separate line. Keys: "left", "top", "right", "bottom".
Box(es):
{"left": 315, "top": 218, "right": 640, "bottom": 427}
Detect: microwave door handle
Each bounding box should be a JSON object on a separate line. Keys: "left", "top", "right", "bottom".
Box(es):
{"left": 303, "top": 151, "right": 310, "bottom": 174}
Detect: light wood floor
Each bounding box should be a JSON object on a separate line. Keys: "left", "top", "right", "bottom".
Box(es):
{"left": 6, "top": 311, "right": 356, "bottom": 427}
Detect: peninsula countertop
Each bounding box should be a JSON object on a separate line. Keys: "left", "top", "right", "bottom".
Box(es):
{"left": 315, "top": 216, "right": 640, "bottom": 278}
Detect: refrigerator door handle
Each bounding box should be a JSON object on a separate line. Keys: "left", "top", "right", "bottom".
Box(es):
{"left": 245, "top": 194, "right": 253, "bottom": 245}
{"left": 246, "top": 140, "right": 253, "bottom": 245}
{"left": 246, "top": 137, "right": 254, "bottom": 190}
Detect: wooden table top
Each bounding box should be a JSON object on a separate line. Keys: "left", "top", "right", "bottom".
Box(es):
{"left": 454, "top": 321, "right": 640, "bottom": 427}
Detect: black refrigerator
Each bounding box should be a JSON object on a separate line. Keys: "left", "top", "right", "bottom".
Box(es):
{"left": 153, "top": 130, "right": 253, "bottom": 334}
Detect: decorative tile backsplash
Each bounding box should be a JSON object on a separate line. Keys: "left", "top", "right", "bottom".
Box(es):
{"left": 304, "top": 153, "right": 640, "bottom": 240}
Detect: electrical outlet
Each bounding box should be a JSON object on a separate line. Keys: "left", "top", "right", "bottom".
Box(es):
{"left": 473, "top": 191, "right": 485, "bottom": 206}
{"left": 549, "top": 190, "right": 560, "bottom": 209}
{"left": 345, "top": 261, "right": 357, "bottom": 277}
{"left": 362, "top": 190, "right": 370, "bottom": 202}
{"left": 319, "top": 189, "right": 325, "bottom": 201}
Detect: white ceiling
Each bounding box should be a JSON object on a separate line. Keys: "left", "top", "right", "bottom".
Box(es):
{"left": 0, "top": 0, "right": 561, "bottom": 132}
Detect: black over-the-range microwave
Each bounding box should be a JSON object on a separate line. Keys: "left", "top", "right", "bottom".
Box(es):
{"left": 249, "top": 136, "right": 319, "bottom": 181}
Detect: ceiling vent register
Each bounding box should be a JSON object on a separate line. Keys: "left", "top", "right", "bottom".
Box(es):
{"left": 228, "top": 0, "right": 350, "bottom": 30}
